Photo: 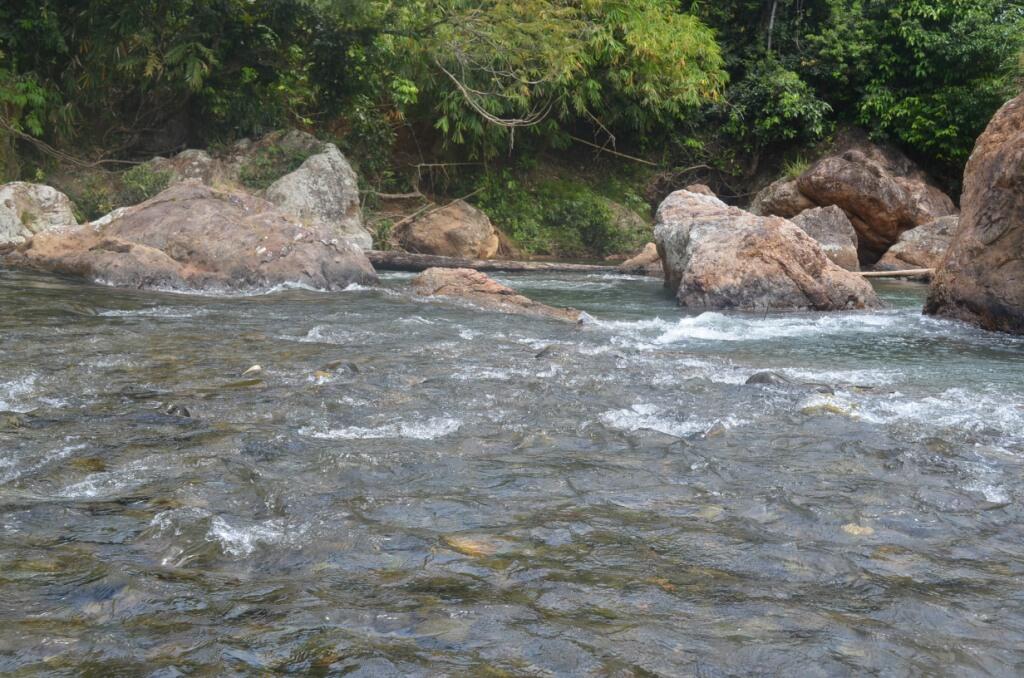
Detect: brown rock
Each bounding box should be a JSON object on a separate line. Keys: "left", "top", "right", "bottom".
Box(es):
{"left": 411, "top": 267, "right": 581, "bottom": 322}
{"left": 797, "top": 137, "right": 956, "bottom": 260}
{"left": 618, "top": 242, "right": 663, "bottom": 277}
{"left": 876, "top": 215, "right": 957, "bottom": 271}
{"left": 791, "top": 206, "right": 860, "bottom": 271}
{"left": 925, "top": 94, "right": 1024, "bottom": 333}
{"left": 654, "top": 190, "right": 880, "bottom": 311}
{"left": 750, "top": 179, "right": 815, "bottom": 218}
{"left": 4, "top": 181, "right": 377, "bottom": 292}
{"left": 685, "top": 184, "right": 717, "bottom": 197}
{"left": 394, "top": 200, "right": 500, "bottom": 259}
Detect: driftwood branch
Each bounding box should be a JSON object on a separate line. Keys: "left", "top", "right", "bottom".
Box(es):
{"left": 367, "top": 250, "right": 619, "bottom": 274}
{"left": 859, "top": 269, "right": 934, "bottom": 278}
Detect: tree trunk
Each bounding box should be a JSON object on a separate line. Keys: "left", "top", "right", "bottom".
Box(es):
{"left": 367, "top": 250, "right": 620, "bottom": 274}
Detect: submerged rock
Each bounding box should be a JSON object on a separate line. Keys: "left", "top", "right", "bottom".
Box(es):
{"left": 745, "top": 371, "right": 834, "bottom": 394}
{"left": 791, "top": 206, "right": 860, "bottom": 271}
{"left": 392, "top": 199, "right": 500, "bottom": 259}
{"left": 653, "top": 190, "right": 880, "bottom": 311}
{"left": 411, "top": 267, "right": 581, "bottom": 322}
{"left": 617, "top": 242, "right": 662, "bottom": 277}
{"left": 926, "top": 93, "right": 1024, "bottom": 334}
{"left": 876, "top": 215, "right": 957, "bottom": 272}
{"left": 4, "top": 181, "right": 377, "bottom": 293}
{"left": 0, "top": 182, "right": 78, "bottom": 249}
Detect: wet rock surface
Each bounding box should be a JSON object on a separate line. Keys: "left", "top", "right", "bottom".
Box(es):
{"left": 617, "top": 242, "right": 663, "bottom": 277}
{"left": 654, "top": 190, "right": 880, "bottom": 311}
{"left": 3, "top": 181, "right": 377, "bottom": 292}
{"left": 411, "top": 267, "right": 581, "bottom": 322}
{"left": 926, "top": 93, "right": 1024, "bottom": 334}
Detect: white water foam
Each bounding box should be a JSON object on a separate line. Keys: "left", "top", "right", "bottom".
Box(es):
{"left": 0, "top": 442, "right": 87, "bottom": 485}
{"left": 99, "top": 307, "right": 209, "bottom": 318}
{"left": 300, "top": 417, "right": 462, "bottom": 441}
{"left": 599, "top": 403, "right": 746, "bottom": 438}
{"left": 0, "top": 375, "right": 38, "bottom": 412}
{"left": 206, "top": 516, "right": 304, "bottom": 557}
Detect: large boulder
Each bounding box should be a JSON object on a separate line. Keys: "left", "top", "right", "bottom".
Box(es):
{"left": 143, "top": 149, "right": 222, "bottom": 186}
{"left": 411, "top": 267, "right": 581, "bottom": 322}
{"left": 875, "top": 215, "right": 958, "bottom": 271}
{"left": 265, "top": 144, "right": 372, "bottom": 250}
{"left": 654, "top": 190, "right": 880, "bottom": 311}
{"left": 796, "top": 137, "right": 956, "bottom": 259}
{"left": 392, "top": 200, "right": 500, "bottom": 259}
{"left": 617, "top": 242, "right": 662, "bottom": 277}
{"left": 925, "top": 94, "right": 1024, "bottom": 333}
{"left": 0, "top": 182, "right": 78, "bottom": 250}
{"left": 750, "top": 178, "right": 815, "bottom": 218}
{"left": 790, "top": 206, "right": 860, "bottom": 271}
{"left": 3, "top": 181, "right": 377, "bottom": 293}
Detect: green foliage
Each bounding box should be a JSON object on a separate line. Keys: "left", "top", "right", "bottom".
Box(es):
{"left": 723, "top": 59, "right": 832, "bottom": 152}
{"left": 783, "top": 155, "right": 811, "bottom": 180}
{"left": 238, "top": 146, "right": 313, "bottom": 190}
{"left": 473, "top": 170, "right": 643, "bottom": 257}
{"left": 120, "top": 165, "right": 172, "bottom": 205}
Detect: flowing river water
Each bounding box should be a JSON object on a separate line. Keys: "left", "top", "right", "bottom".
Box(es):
{"left": 1, "top": 265, "right": 1023, "bottom": 676}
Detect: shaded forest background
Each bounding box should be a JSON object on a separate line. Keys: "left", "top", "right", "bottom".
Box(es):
{"left": 1, "top": 0, "right": 1021, "bottom": 253}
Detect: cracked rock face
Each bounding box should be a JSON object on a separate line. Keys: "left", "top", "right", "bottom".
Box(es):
{"left": 926, "top": 93, "right": 1024, "bottom": 334}
{"left": 3, "top": 181, "right": 377, "bottom": 292}
{"left": 654, "top": 190, "right": 880, "bottom": 312}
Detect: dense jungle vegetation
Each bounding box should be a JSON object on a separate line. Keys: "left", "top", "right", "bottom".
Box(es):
{"left": 1, "top": 0, "right": 1022, "bottom": 252}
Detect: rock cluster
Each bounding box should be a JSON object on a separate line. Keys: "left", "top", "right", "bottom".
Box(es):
{"left": 654, "top": 190, "right": 879, "bottom": 311}
{"left": 925, "top": 93, "right": 1024, "bottom": 334}
{"left": 5, "top": 182, "right": 377, "bottom": 292}
{"left": 876, "top": 216, "right": 958, "bottom": 271}
{"left": 752, "top": 132, "right": 957, "bottom": 262}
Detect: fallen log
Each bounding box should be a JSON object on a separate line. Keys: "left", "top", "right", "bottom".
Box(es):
{"left": 367, "top": 250, "right": 620, "bottom": 274}
{"left": 859, "top": 268, "right": 934, "bottom": 279}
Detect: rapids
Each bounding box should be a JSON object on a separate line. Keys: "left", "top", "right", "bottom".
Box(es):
{"left": 1, "top": 266, "right": 1023, "bottom": 675}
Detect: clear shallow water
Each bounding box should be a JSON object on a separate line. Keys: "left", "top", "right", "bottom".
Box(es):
{"left": 1, "top": 266, "right": 1023, "bottom": 676}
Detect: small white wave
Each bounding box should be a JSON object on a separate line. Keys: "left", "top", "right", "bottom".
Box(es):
{"left": 300, "top": 417, "right": 461, "bottom": 441}
{"left": 453, "top": 367, "right": 514, "bottom": 381}
{"left": 653, "top": 311, "right": 902, "bottom": 344}
{"left": 599, "top": 403, "right": 745, "bottom": 438}
{"left": 99, "top": 306, "right": 209, "bottom": 318}
{"left": 0, "top": 442, "right": 87, "bottom": 485}
{"left": 0, "top": 375, "right": 38, "bottom": 412}
{"left": 206, "top": 516, "right": 303, "bottom": 557}
{"left": 858, "top": 388, "right": 1024, "bottom": 442}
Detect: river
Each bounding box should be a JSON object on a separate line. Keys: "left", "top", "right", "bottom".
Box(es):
{"left": 1, "top": 266, "right": 1023, "bottom": 675}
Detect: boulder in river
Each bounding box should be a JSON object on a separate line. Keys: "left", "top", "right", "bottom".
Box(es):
{"left": 925, "top": 93, "right": 1024, "bottom": 334}
{"left": 618, "top": 242, "right": 662, "bottom": 277}
{"left": 0, "top": 182, "right": 78, "bottom": 250}
{"left": 392, "top": 199, "right": 500, "bottom": 259}
{"left": 875, "top": 215, "right": 958, "bottom": 272}
{"left": 411, "top": 267, "right": 581, "bottom": 322}
{"left": 654, "top": 190, "right": 880, "bottom": 311}
{"left": 4, "top": 181, "right": 377, "bottom": 292}
{"left": 791, "top": 206, "right": 860, "bottom": 271}
{"left": 796, "top": 135, "right": 956, "bottom": 260}
{"left": 265, "top": 144, "right": 372, "bottom": 250}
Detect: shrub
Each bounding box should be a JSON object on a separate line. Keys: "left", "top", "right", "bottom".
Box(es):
{"left": 120, "top": 164, "right": 173, "bottom": 204}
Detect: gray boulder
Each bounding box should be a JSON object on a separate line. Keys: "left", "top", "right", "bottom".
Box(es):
{"left": 750, "top": 178, "right": 815, "bottom": 218}
{"left": 876, "top": 215, "right": 958, "bottom": 271}
{"left": 265, "top": 144, "right": 372, "bottom": 250}
{"left": 791, "top": 206, "right": 860, "bottom": 271}
{"left": 0, "top": 182, "right": 78, "bottom": 250}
